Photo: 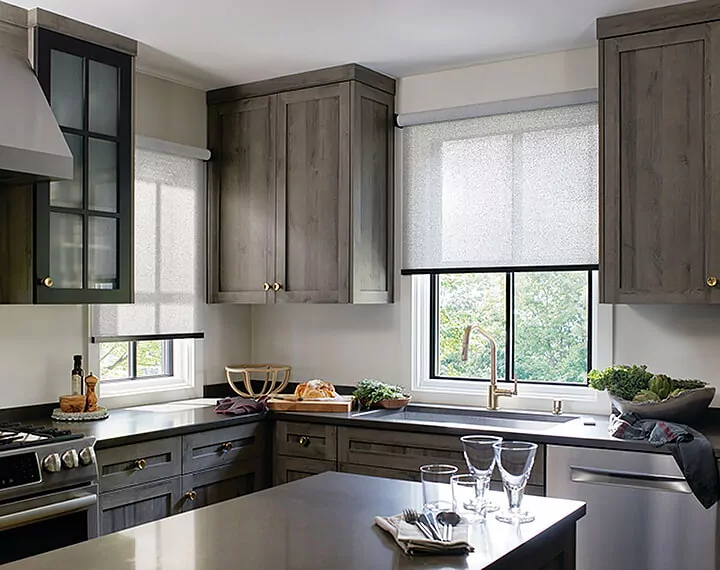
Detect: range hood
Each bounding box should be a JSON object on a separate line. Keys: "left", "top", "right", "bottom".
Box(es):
{"left": 0, "top": 49, "right": 73, "bottom": 185}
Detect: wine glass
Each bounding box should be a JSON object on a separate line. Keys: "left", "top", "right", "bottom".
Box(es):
{"left": 460, "top": 435, "right": 502, "bottom": 513}
{"left": 492, "top": 441, "right": 538, "bottom": 524}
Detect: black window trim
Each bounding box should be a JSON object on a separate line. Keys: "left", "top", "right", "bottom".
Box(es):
{"left": 101, "top": 339, "right": 174, "bottom": 382}
{"left": 429, "top": 265, "right": 597, "bottom": 387}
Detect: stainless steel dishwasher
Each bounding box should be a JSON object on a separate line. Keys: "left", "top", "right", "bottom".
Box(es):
{"left": 546, "top": 445, "right": 718, "bottom": 570}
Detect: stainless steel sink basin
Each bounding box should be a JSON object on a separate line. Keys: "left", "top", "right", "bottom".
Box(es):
{"left": 352, "top": 405, "right": 577, "bottom": 432}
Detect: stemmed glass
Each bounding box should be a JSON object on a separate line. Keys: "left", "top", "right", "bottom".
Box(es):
{"left": 460, "top": 435, "right": 502, "bottom": 514}
{"left": 492, "top": 441, "right": 538, "bottom": 524}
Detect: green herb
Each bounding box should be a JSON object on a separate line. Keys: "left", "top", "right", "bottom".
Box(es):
{"left": 588, "top": 365, "right": 707, "bottom": 401}
{"left": 353, "top": 379, "right": 407, "bottom": 407}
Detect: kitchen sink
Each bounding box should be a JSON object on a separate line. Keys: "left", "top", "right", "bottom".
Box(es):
{"left": 352, "top": 405, "right": 577, "bottom": 432}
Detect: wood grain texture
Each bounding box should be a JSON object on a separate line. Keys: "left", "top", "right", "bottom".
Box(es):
{"left": 273, "top": 456, "right": 336, "bottom": 486}
{"left": 97, "top": 437, "right": 182, "bottom": 492}
{"left": 182, "top": 459, "right": 266, "bottom": 512}
{"left": 274, "top": 421, "right": 338, "bottom": 461}
{"left": 601, "top": 24, "right": 714, "bottom": 303}
{"left": 597, "top": 0, "right": 720, "bottom": 40}
{"left": 0, "top": 186, "right": 33, "bottom": 304}
{"left": 99, "top": 477, "right": 182, "bottom": 535}
{"left": 207, "top": 63, "right": 396, "bottom": 104}
{"left": 350, "top": 83, "right": 394, "bottom": 303}
{"left": 208, "top": 96, "right": 276, "bottom": 303}
{"left": 275, "top": 83, "right": 351, "bottom": 303}
{"left": 181, "top": 422, "right": 267, "bottom": 473}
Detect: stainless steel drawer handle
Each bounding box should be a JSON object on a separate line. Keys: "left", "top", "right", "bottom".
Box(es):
{"left": 570, "top": 465, "right": 691, "bottom": 494}
{"left": 298, "top": 436, "right": 311, "bottom": 447}
{"left": 0, "top": 494, "right": 96, "bottom": 531}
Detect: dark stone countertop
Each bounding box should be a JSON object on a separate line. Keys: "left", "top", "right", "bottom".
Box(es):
{"left": 3, "top": 472, "right": 586, "bottom": 570}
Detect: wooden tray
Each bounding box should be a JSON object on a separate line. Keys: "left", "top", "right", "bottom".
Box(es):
{"left": 268, "top": 395, "right": 353, "bottom": 413}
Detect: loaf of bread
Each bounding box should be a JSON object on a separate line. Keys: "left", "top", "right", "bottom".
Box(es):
{"left": 294, "top": 379, "right": 337, "bottom": 400}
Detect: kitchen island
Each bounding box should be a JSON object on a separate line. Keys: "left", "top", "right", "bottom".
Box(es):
{"left": 4, "top": 472, "right": 586, "bottom": 570}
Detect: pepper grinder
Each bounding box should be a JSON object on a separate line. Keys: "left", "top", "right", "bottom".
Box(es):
{"left": 84, "top": 373, "right": 99, "bottom": 412}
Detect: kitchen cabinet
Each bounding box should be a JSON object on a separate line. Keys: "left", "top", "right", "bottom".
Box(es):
{"left": 273, "top": 456, "right": 336, "bottom": 485}
{"left": 598, "top": 6, "right": 720, "bottom": 303}
{"left": 273, "top": 421, "right": 338, "bottom": 485}
{"left": 207, "top": 64, "right": 394, "bottom": 305}
{"left": 97, "top": 437, "right": 182, "bottom": 492}
{"left": 0, "top": 25, "right": 134, "bottom": 304}
{"left": 182, "top": 459, "right": 266, "bottom": 511}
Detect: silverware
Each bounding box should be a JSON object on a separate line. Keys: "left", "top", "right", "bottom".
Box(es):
{"left": 418, "top": 512, "right": 443, "bottom": 541}
{"left": 402, "top": 509, "right": 434, "bottom": 540}
{"left": 437, "top": 511, "right": 461, "bottom": 542}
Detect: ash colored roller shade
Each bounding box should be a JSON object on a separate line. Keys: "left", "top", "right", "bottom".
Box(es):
{"left": 402, "top": 103, "right": 599, "bottom": 273}
{"left": 92, "top": 148, "right": 205, "bottom": 342}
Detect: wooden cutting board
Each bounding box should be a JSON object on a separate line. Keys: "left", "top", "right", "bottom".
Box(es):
{"left": 267, "top": 395, "right": 354, "bottom": 412}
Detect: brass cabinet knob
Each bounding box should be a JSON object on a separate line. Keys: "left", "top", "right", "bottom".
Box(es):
{"left": 263, "top": 282, "right": 271, "bottom": 291}
{"left": 298, "top": 436, "right": 311, "bottom": 447}
{"left": 185, "top": 491, "right": 197, "bottom": 502}
{"left": 220, "top": 441, "right": 233, "bottom": 453}
{"left": 40, "top": 276, "right": 53, "bottom": 288}
{"left": 708, "top": 277, "right": 718, "bottom": 288}
{"left": 134, "top": 458, "right": 147, "bottom": 470}
{"left": 273, "top": 282, "right": 282, "bottom": 291}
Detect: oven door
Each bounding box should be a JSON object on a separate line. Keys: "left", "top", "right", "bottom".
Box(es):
{"left": 0, "top": 485, "right": 98, "bottom": 565}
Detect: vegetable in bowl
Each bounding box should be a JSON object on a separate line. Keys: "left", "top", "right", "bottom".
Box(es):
{"left": 353, "top": 379, "right": 409, "bottom": 409}
{"left": 588, "top": 364, "right": 707, "bottom": 402}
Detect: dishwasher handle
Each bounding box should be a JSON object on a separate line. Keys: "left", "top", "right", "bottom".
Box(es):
{"left": 570, "top": 465, "right": 692, "bottom": 494}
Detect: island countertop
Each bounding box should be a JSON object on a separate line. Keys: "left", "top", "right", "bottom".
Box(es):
{"left": 4, "top": 472, "right": 586, "bottom": 570}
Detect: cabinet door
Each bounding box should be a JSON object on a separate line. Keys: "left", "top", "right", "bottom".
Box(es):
{"left": 275, "top": 84, "right": 351, "bottom": 303}
{"left": 34, "top": 28, "right": 133, "bottom": 304}
{"left": 208, "top": 96, "right": 276, "bottom": 303}
{"left": 100, "top": 477, "right": 182, "bottom": 535}
{"left": 601, "top": 24, "right": 720, "bottom": 303}
{"left": 181, "top": 459, "right": 266, "bottom": 512}
{"left": 273, "top": 456, "right": 336, "bottom": 486}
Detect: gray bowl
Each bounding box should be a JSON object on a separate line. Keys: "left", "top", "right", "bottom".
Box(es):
{"left": 609, "top": 387, "right": 716, "bottom": 423}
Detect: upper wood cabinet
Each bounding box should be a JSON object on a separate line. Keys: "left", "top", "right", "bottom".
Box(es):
{"left": 207, "top": 64, "right": 395, "bottom": 304}
{"left": 598, "top": 4, "right": 720, "bottom": 304}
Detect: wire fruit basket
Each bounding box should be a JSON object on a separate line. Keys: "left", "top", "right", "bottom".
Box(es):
{"left": 225, "top": 364, "right": 292, "bottom": 399}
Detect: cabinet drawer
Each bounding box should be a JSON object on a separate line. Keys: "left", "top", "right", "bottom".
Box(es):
{"left": 182, "top": 422, "right": 267, "bottom": 473}
{"left": 338, "top": 427, "right": 545, "bottom": 487}
{"left": 100, "top": 477, "right": 183, "bottom": 535}
{"left": 275, "top": 421, "right": 337, "bottom": 461}
{"left": 181, "top": 458, "right": 266, "bottom": 512}
{"left": 274, "top": 456, "right": 336, "bottom": 486}
{"left": 98, "top": 437, "right": 182, "bottom": 492}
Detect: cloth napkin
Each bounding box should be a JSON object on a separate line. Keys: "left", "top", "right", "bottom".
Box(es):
{"left": 214, "top": 396, "right": 269, "bottom": 416}
{"left": 374, "top": 514, "right": 474, "bottom": 556}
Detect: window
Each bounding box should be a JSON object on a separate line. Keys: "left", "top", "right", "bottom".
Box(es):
{"left": 432, "top": 270, "right": 593, "bottom": 385}
{"left": 100, "top": 340, "right": 173, "bottom": 381}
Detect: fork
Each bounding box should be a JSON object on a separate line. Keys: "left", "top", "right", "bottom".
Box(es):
{"left": 402, "top": 509, "right": 434, "bottom": 540}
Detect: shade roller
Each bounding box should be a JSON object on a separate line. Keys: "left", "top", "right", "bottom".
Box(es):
{"left": 92, "top": 148, "right": 205, "bottom": 342}
{"left": 402, "top": 103, "right": 599, "bottom": 274}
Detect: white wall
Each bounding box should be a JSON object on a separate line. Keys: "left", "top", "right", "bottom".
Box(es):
{"left": 0, "top": 72, "right": 252, "bottom": 410}
{"left": 251, "top": 45, "right": 720, "bottom": 412}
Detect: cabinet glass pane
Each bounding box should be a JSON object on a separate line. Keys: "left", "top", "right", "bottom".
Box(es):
{"left": 50, "top": 50, "right": 84, "bottom": 130}
{"left": 89, "top": 60, "right": 118, "bottom": 136}
{"left": 49, "top": 213, "right": 83, "bottom": 289}
{"left": 89, "top": 138, "right": 117, "bottom": 212}
{"left": 50, "top": 133, "right": 84, "bottom": 208}
{"left": 88, "top": 216, "right": 117, "bottom": 290}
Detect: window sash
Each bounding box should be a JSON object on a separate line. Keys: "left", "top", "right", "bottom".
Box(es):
{"left": 430, "top": 269, "right": 593, "bottom": 386}
{"left": 101, "top": 339, "right": 174, "bottom": 382}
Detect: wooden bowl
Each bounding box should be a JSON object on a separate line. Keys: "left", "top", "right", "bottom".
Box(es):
{"left": 609, "top": 387, "right": 715, "bottom": 423}
{"left": 358, "top": 397, "right": 411, "bottom": 410}
{"left": 59, "top": 394, "right": 86, "bottom": 413}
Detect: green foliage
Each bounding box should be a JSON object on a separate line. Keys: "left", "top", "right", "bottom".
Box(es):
{"left": 353, "top": 379, "right": 407, "bottom": 407}
{"left": 672, "top": 379, "right": 707, "bottom": 391}
{"left": 649, "top": 374, "right": 672, "bottom": 399}
{"left": 438, "top": 272, "right": 589, "bottom": 383}
{"left": 588, "top": 365, "right": 653, "bottom": 400}
{"left": 633, "top": 390, "right": 660, "bottom": 403}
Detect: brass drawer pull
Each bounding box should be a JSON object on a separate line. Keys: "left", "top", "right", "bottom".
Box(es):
{"left": 707, "top": 276, "right": 718, "bottom": 288}
{"left": 40, "top": 277, "right": 53, "bottom": 288}
{"left": 263, "top": 282, "right": 271, "bottom": 291}
{"left": 273, "top": 282, "right": 282, "bottom": 291}
{"left": 220, "top": 442, "right": 233, "bottom": 453}
{"left": 298, "top": 436, "right": 311, "bottom": 447}
{"left": 134, "top": 458, "right": 147, "bottom": 471}
{"left": 185, "top": 491, "right": 197, "bottom": 502}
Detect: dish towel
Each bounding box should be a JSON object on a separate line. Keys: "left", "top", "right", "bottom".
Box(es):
{"left": 609, "top": 412, "right": 719, "bottom": 509}
{"left": 214, "top": 396, "right": 269, "bottom": 416}
{"left": 374, "top": 514, "right": 474, "bottom": 556}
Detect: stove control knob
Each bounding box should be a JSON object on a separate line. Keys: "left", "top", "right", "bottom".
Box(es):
{"left": 79, "top": 447, "right": 96, "bottom": 466}
{"left": 42, "top": 453, "right": 62, "bottom": 473}
{"left": 61, "top": 449, "right": 79, "bottom": 469}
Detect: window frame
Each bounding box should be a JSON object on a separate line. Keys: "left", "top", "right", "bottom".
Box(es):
{"left": 429, "top": 265, "right": 596, "bottom": 387}
{"left": 100, "top": 339, "right": 174, "bottom": 383}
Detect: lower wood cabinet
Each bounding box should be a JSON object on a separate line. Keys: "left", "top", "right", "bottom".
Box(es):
{"left": 100, "top": 477, "right": 183, "bottom": 535}
{"left": 273, "top": 456, "right": 336, "bottom": 485}
{"left": 182, "top": 459, "right": 267, "bottom": 512}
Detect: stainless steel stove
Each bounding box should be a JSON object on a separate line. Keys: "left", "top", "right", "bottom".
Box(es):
{"left": 0, "top": 422, "right": 99, "bottom": 565}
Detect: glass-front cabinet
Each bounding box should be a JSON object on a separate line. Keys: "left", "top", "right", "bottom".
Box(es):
{"left": 34, "top": 28, "right": 132, "bottom": 303}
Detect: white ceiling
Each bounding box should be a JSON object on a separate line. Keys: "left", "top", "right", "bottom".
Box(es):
{"left": 10, "top": 0, "right": 693, "bottom": 90}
